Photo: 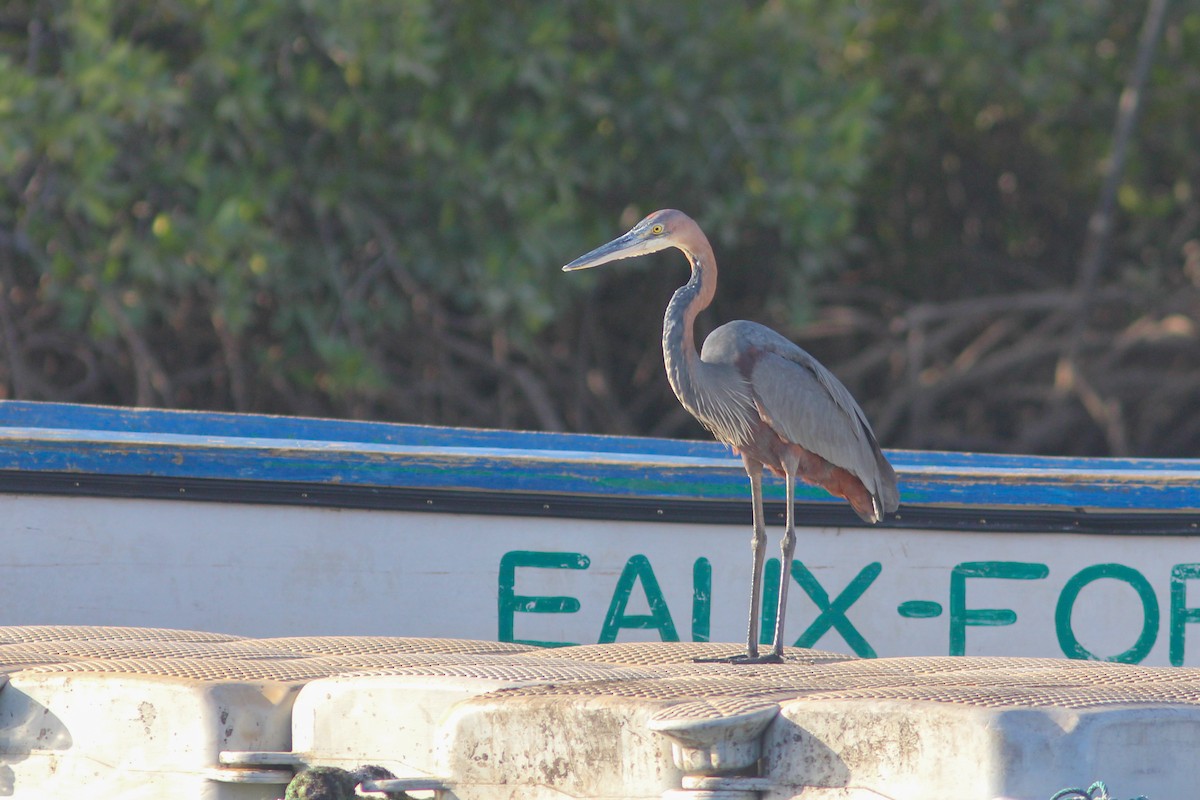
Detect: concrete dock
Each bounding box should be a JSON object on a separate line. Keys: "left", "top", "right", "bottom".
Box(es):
{"left": 0, "top": 626, "right": 1193, "bottom": 798}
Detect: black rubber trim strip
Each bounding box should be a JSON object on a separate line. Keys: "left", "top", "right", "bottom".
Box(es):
{"left": 0, "top": 470, "right": 1197, "bottom": 536}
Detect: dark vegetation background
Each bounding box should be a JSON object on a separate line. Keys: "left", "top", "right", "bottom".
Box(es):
{"left": 1, "top": 1, "right": 1197, "bottom": 456}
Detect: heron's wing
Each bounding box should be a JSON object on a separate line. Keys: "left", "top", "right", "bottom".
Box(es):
{"left": 713, "top": 321, "right": 898, "bottom": 512}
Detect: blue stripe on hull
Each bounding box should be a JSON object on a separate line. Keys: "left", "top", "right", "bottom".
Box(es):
{"left": 0, "top": 400, "right": 1196, "bottom": 516}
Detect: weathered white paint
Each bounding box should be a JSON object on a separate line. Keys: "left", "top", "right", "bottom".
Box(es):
{"left": 9, "top": 493, "right": 1197, "bottom": 666}
{"left": 7, "top": 632, "right": 1195, "bottom": 800}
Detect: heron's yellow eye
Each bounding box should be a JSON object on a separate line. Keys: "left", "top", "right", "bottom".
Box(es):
{"left": 650, "top": 224, "right": 664, "bottom": 235}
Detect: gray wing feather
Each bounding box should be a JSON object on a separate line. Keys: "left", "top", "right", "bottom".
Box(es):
{"left": 707, "top": 321, "right": 899, "bottom": 513}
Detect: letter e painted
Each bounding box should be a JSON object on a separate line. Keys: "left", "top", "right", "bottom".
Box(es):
{"left": 498, "top": 550, "right": 589, "bottom": 647}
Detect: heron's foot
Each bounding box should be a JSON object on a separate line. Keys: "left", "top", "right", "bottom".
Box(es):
{"left": 694, "top": 651, "right": 784, "bottom": 665}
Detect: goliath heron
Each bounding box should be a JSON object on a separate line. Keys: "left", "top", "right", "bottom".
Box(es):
{"left": 564, "top": 209, "right": 899, "bottom": 663}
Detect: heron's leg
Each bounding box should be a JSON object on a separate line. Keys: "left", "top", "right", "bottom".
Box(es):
{"left": 743, "top": 456, "right": 766, "bottom": 660}
{"left": 770, "top": 462, "right": 799, "bottom": 658}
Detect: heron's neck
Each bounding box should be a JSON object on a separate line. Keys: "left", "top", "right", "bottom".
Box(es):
{"left": 662, "top": 249, "right": 717, "bottom": 406}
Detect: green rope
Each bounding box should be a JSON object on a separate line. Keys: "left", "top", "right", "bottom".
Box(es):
{"left": 1050, "top": 780, "right": 1148, "bottom": 800}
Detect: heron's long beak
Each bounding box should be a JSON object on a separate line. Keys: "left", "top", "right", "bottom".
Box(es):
{"left": 562, "top": 230, "right": 649, "bottom": 272}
